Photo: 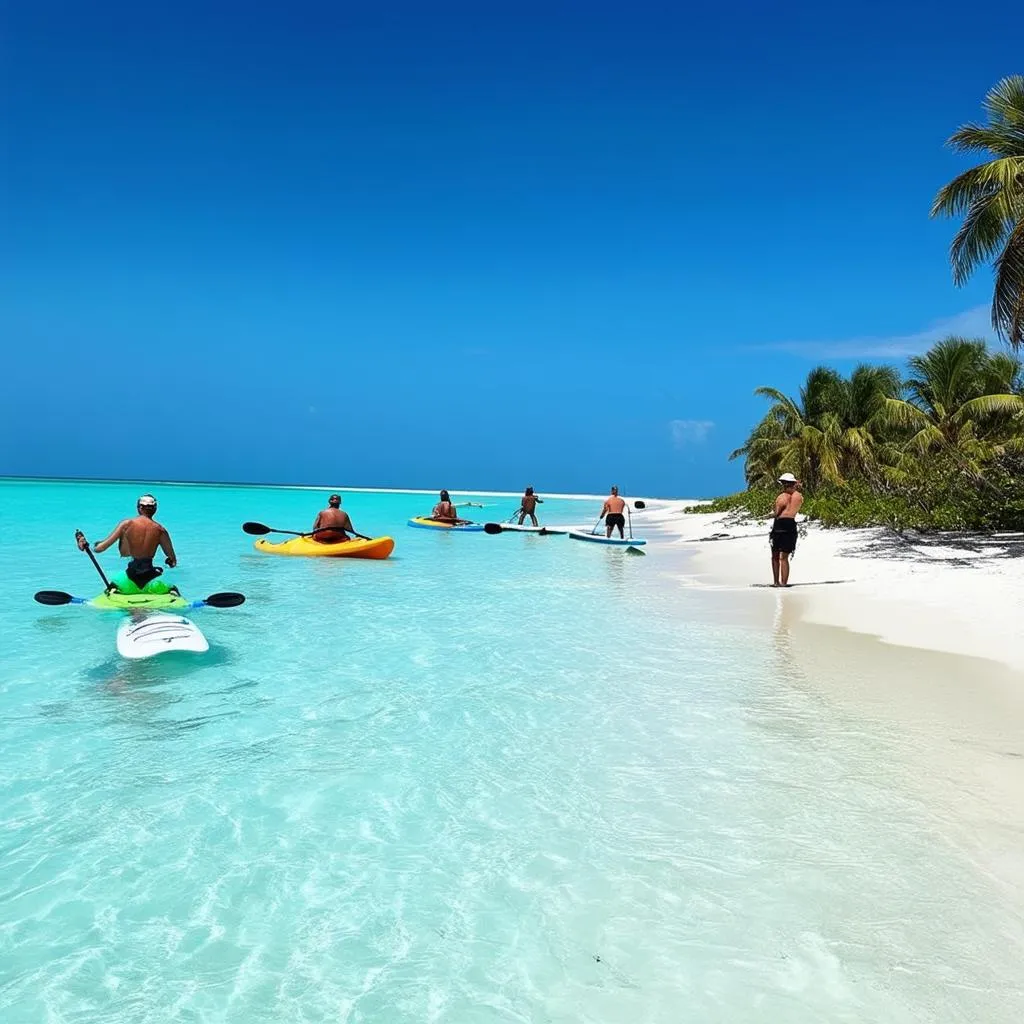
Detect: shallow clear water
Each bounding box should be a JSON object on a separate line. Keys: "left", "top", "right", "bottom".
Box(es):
{"left": 1, "top": 480, "right": 1021, "bottom": 1022}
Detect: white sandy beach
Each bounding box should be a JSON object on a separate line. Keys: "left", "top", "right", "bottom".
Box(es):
{"left": 624, "top": 499, "right": 1024, "bottom": 674}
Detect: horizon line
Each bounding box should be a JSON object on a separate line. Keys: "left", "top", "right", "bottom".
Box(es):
{"left": 0, "top": 474, "right": 694, "bottom": 503}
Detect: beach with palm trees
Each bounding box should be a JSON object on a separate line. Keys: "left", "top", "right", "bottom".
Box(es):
{"left": 626, "top": 74, "right": 1024, "bottom": 670}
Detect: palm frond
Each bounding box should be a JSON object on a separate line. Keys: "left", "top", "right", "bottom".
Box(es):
{"left": 954, "top": 393, "right": 1024, "bottom": 422}
{"left": 981, "top": 75, "right": 1024, "bottom": 130}
{"left": 948, "top": 190, "right": 1015, "bottom": 284}
{"left": 946, "top": 125, "right": 1024, "bottom": 158}
{"left": 880, "top": 397, "right": 931, "bottom": 432}
{"left": 992, "top": 218, "right": 1024, "bottom": 348}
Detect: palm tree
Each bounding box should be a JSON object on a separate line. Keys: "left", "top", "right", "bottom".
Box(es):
{"left": 881, "top": 336, "right": 1024, "bottom": 476}
{"left": 731, "top": 365, "right": 901, "bottom": 489}
{"left": 932, "top": 76, "right": 1024, "bottom": 348}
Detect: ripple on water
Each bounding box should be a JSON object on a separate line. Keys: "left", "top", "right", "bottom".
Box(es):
{"left": 1, "top": 481, "right": 1022, "bottom": 1022}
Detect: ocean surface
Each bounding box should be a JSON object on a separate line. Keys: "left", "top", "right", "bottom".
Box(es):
{"left": 0, "top": 479, "right": 1021, "bottom": 1023}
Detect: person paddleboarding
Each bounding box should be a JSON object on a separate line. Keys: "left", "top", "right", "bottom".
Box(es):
{"left": 518, "top": 486, "right": 544, "bottom": 526}
{"left": 599, "top": 486, "right": 629, "bottom": 539}
{"left": 430, "top": 490, "right": 470, "bottom": 525}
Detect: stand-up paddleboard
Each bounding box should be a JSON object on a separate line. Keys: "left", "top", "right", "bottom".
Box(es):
{"left": 567, "top": 531, "right": 647, "bottom": 547}
{"left": 408, "top": 517, "right": 484, "bottom": 532}
{"left": 116, "top": 613, "right": 210, "bottom": 660}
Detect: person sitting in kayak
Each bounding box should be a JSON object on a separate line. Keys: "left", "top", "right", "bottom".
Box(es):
{"left": 312, "top": 494, "right": 356, "bottom": 543}
{"left": 431, "top": 490, "right": 467, "bottom": 524}
{"left": 518, "top": 486, "right": 544, "bottom": 526}
{"left": 599, "top": 486, "right": 629, "bottom": 539}
{"left": 77, "top": 493, "right": 178, "bottom": 589}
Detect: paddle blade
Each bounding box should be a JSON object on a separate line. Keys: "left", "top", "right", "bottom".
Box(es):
{"left": 634, "top": 500, "right": 646, "bottom": 510}
{"left": 34, "top": 590, "right": 75, "bottom": 605}
{"left": 625, "top": 546, "right": 646, "bottom": 556}
{"left": 202, "top": 592, "right": 246, "bottom": 608}
{"left": 483, "top": 523, "right": 504, "bottom": 535}
{"left": 242, "top": 522, "right": 273, "bottom": 535}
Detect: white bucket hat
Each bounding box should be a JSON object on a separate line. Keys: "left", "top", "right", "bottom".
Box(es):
{"left": 777, "top": 473, "right": 799, "bottom": 484}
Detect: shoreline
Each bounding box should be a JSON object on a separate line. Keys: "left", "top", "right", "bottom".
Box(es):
{"left": 629, "top": 500, "right": 1024, "bottom": 673}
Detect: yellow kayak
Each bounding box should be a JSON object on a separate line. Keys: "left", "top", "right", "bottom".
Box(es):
{"left": 254, "top": 535, "right": 395, "bottom": 559}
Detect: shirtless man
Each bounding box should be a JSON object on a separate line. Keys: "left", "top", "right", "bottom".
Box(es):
{"left": 518, "top": 487, "right": 544, "bottom": 526}
{"left": 600, "top": 485, "right": 628, "bottom": 539}
{"left": 311, "top": 494, "right": 356, "bottom": 543}
{"left": 770, "top": 473, "right": 803, "bottom": 587}
{"left": 76, "top": 494, "right": 177, "bottom": 589}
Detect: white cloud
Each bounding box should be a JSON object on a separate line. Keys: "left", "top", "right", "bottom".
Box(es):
{"left": 758, "top": 305, "right": 997, "bottom": 359}
{"left": 670, "top": 419, "right": 714, "bottom": 448}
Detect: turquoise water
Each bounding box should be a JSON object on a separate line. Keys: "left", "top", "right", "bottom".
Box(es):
{"left": 1, "top": 479, "right": 1021, "bottom": 1023}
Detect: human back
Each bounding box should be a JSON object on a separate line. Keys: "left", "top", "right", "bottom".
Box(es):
{"left": 312, "top": 495, "right": 354, "bottom": 542}
{"left": 118, "top": 515, "right": 167, "bottom": 558}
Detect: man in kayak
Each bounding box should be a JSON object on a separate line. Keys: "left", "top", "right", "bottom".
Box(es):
{"left": 311, "top": 494, "right": 356, "bottom": 543}
{"left": 518, "top": 486, "right": 544, "bottom": 526}
{"left": 76, "top": 493, "right": 178, "bottom": 588}
{"left": 431, "top": 489, "right": 466, "bottom": 524}
{"left": 599, "top": 486, "right": 629, "bottom": 539}
{"left": 770, "top": 473, "right": 803, "bottom": 587}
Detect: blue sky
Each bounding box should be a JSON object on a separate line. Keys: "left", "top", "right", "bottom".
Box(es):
{"left": 2, "top": 1, "right": 1020, "bottom": 496}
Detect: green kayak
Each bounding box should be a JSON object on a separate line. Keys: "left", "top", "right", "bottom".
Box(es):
{"left": 90, "top": 572, "right": 188, "bottom": 610}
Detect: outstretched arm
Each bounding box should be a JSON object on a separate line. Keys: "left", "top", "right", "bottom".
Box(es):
{"left": 599, "top": 501, "right": 609, "bottom": 518}
{"left": 159, "top": 528, "right": 178, "bottom": 568}
{"left": 90, "top": 520, "right": 128, "bottom": 553}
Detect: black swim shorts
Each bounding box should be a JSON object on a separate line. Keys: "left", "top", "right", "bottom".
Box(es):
{"left": 770, "top": 518, "right": 798, "bottom": 554}
{"left": 126, "top": 557, "right": 163, "bottom": 587}
{"left": 606, "top": 513, "right": 626, "bottom": 530}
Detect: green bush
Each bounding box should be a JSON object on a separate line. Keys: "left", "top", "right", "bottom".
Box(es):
{"left": 691, "top": 455, "right": 1024, "bottom": 532}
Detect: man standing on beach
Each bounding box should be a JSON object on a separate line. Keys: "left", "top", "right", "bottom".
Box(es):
{"left": 600, "top": 486, "right": 628, "bottom": 539}
{"left": 770, "top": 473, "right": 803, "bottom": 587}
{"left": 311, "top": 494, "right": 356, "bottom": 543}
{"left": 76, "top": 493, "right": 177, "bottom": 588}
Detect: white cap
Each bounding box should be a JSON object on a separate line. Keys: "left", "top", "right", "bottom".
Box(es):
{"left": 137, "top": 494, "right": 157, "bottom": 507}
{"left": 778, "top": 473, "right": 798, "bottom": 484}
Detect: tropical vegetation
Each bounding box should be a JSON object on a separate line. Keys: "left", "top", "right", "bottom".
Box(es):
{"left": 931, "top": 75, "right": 1024, "bottom": 349}
{"left": 701, "top": 78, "right": 1024, "bottom": 532}
{"left": 701, "top": 336, "right": 1024, "bottom": 530}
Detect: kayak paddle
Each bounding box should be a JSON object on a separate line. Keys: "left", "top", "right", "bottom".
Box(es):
{"left": 74, "top": 529, "right": 114, "bottom": 590}
{"left": 242, "top": 521, "right": 375, "bottom": 542}
{"left": 35, "top": 590, "right": 87, "bottom": 605}
{"left": 35, "top": 590, "right": 246, "bottom": 609}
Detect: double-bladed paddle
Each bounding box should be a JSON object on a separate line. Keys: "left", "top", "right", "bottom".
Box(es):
{"left": 74, "top": 529, "right": 114, "bottom": 590}
{"left": 242, "top": 521, "right": 375, "bottom": 542}
{"left": 483, "top": 522, "right": 559, "bottom": 535}
{"left": 35, "top": 590, "right": 246, "bottom": 609}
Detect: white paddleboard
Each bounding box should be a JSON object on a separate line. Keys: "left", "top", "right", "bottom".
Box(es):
{"left": 567, "top": 531, "right": 647, "bottom": 547}
{"left": 117, "top": 613, "right": 209, "bottom": 660}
